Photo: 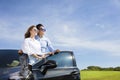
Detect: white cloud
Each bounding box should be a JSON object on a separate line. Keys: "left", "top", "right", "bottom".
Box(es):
{"left": 112, "top": 0, "right": 120, "bottom": 8}
{"left": 51, "top": 22, "right": 120, "bottom": 56}
{"left": 95, "top": 23, "right": 105, "bottom": 29}
{"left": 54, "top": 35, "right": 120, "bottom": 56}
{"left": 0, "top": 21, "right": 25, "bottom": 41}
{"left": 62, "top": 24, "right": 77, "bottom": 35}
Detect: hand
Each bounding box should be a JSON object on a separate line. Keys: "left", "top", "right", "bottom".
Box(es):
{"left": 48, "top": 52, "right": 54, "bottom": 55}
{"left": 37, "top": 56, "right": 42, "bottom": 60}
{"left": 18, "top": 50, "right": 23, "bottom": 55}
{"left": 55, "top": 49, "right": 60, "bottom": 53}
{"left": 42, "top": 54, "right": 46, "bottom": 58}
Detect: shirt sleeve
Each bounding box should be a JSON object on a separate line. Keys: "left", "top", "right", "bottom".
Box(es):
{"left": 22, "top": 39, "right": 33, "bottom": 55}
{"left": 47, "top": 38, "right": 55, "bottom": 52}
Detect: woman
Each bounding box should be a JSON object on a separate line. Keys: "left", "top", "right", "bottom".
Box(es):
{"left": 22, "top": 25, "right": 45, "bottom": 66}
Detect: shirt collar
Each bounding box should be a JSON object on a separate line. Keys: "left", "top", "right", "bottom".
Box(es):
{"left": 35, "top": 35, "right": 46, "bottom": 39}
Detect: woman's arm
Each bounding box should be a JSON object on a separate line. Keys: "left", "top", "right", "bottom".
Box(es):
{"left": 22, "top": 39, "right": 33, "bottom": 55}
{"left": 32, "top": 54, "right": 42, "bottom": 59}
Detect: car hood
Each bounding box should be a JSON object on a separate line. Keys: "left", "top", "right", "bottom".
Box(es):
{"left": 0, "top": 66, "right": 20, "bottom": 80}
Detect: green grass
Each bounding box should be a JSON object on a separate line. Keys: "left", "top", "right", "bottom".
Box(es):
{"left": 80, "top": 71, "right": 120, "bottom": 80}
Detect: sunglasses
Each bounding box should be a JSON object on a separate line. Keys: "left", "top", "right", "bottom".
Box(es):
{"left": 39, "top": 28, "right": 46, "bottom": 32}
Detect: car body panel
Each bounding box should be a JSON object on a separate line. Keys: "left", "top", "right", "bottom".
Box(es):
{"left": 33, "top": 68, "right": 80, "bottom": 80}
{"left": 32, "top": 51, "right": 80, "bottom": 80}
{"left": 0, "top": 50, "right": 80, "bottom": 80}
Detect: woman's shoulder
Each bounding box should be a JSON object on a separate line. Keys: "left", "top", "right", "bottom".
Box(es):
{"left": 24, "top": 38, "right": 31, "bottom": 41}
{"left": 25, "top": 38, "right": 30, "bottom": 40}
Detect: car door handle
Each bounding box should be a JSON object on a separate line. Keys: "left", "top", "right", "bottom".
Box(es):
{"left": 71, "top": 70, "right": 79, "bottom": 75}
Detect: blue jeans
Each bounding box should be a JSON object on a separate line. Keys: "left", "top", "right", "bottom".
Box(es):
{"left": 19, "top": 54, "right": 29, "bottom": 77}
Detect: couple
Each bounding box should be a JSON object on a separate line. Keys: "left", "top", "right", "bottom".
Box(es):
{"left": 19, "top": 24, "right": 60, "bottom": 77}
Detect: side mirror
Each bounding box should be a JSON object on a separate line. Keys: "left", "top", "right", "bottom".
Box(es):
{"left": 39, "top": 60, "right": 57, "bottom": 75}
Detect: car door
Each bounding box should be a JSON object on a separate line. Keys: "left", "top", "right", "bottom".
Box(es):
{"left": 40, "top": 51, "right": 80, "bottom": 80}
{"left": 0, "top": 50, "right": 20, "bottom": 80}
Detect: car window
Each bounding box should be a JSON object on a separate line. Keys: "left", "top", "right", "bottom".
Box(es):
{"left": 0, "top": 50, "right": 20, "bottom": 68}
{"left": 46, "top": 51, "right": 74, "bottom": 67}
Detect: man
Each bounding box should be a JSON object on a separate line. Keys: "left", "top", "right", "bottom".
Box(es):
{"left": 35, "top": 24, "right": 60, "bottom": 55}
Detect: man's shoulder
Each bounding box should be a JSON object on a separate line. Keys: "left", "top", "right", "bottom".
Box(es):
{"left": 35, "top": 35, "right": 50, "bottom": 41}
{"left": 43, "top": 36, "right": 50, "bottom": 41}
{"left": 43, "top": 36, "right": 48, "bottom": 39}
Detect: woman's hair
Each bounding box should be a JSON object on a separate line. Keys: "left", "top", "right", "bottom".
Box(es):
{"left": 24, "top": 25, "right": 35, "bottom": 38}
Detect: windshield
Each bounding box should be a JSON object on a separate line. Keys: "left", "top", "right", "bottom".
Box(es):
{"left": 0, "top": 50, "right": 20, "bottom": 68}
{"left": 47, "top": 51, "right": 74, "bottom": 67}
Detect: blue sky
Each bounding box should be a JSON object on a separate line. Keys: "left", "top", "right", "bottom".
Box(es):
{"left": 0, "top": 0, "right": 120, "bottom": 69}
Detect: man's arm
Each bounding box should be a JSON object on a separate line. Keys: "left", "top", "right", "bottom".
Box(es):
{"left": 47, "top": 38, "right": 60, "bottom": 54}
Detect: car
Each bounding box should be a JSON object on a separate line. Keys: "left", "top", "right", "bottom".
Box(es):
{"left": 0, "top": 49, "right": 81, "bottom": 80}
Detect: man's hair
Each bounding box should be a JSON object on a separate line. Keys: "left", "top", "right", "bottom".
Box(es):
{"left": 36, "top": 24, "right": 44, "bottom": 30}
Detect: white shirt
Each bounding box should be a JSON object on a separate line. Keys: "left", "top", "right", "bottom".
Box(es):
{"left": 22, "top": 38, "right": 41, "bottom": 55}
{"left": 22, "top": 38, "right": 42, "bottom": 65}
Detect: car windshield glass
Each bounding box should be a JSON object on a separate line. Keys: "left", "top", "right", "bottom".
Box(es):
{"left": 0, "top": 50, "right": 20, "bottom": 68}
{"left": 47, "top": 51, "right": 74, "bottom": 67}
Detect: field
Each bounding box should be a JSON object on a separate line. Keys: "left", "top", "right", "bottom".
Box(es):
{"left": 80, "top": 71, "right": 120, "bottom": 80}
